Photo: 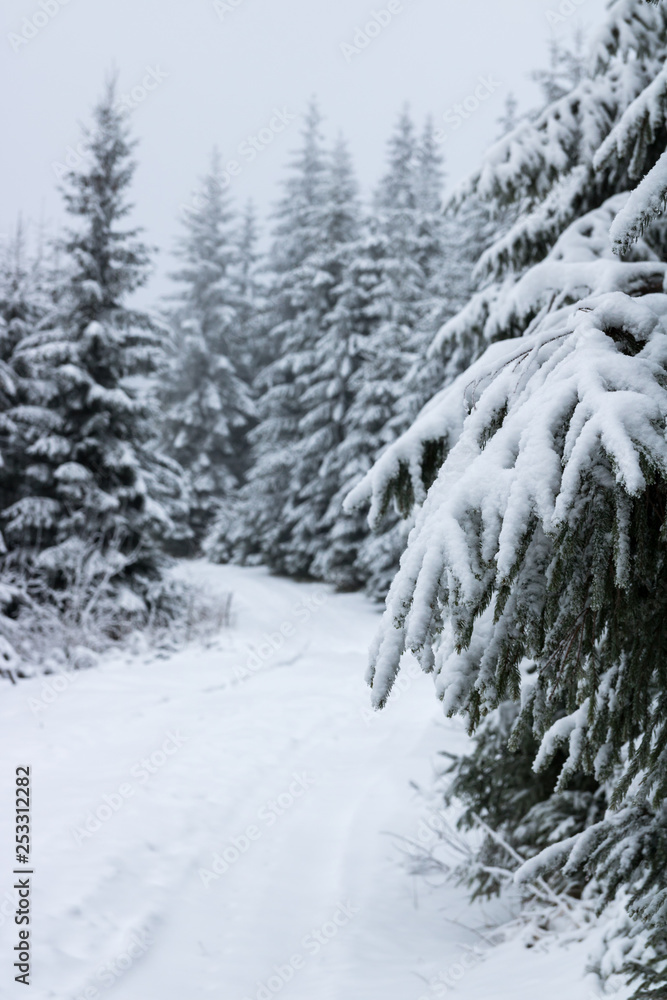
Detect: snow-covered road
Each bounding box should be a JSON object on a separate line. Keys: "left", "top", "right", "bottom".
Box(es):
{"left": 0, "top": 564, "right": 603, "bottom": 999}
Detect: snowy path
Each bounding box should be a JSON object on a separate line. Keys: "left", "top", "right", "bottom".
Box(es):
{"left": 0, "top": 564, "right": 601, "bottom": 1000}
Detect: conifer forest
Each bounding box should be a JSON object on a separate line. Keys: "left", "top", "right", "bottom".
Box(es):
{"left": 3, "top": 1, "right": 667, "bottom": 997}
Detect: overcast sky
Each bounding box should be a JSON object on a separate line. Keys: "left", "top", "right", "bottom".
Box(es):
{"left": 1, "top": 0, "right": 607, "bottom": 301}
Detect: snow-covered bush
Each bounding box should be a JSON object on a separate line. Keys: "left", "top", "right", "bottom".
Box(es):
{"left": 0, "top": 545, "right": 234, "bottom": 678}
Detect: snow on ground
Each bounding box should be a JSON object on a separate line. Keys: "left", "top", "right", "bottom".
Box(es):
{"left": 0, "top": 563, "right": 610, "bottom": 999}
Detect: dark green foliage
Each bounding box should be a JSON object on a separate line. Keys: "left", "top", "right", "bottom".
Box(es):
{"left": 1, "top": 81, "right": 175, "bottom": 605}
{"left": 357, "top": 10, "right": 667, "bottom": 995}
{"left": 161, "top": 150, "right": 257, "bottom": 552}
{"left": 443, "top": 701, "right": 606, "bottom": 900}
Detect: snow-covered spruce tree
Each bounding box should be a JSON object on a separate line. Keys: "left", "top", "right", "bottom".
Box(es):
{"left": 345, "top": 112, "right": 488, "bottom": 599}
{"left": 0, "top": 220, "right": 51, "bottom": 362}
{"left": 531, "top": 31, "right": 588, "bottom": 106}
{"left": 0, "top": 221, "right": 49, "bottom": 541}
{"left": 161, "top": 149, "right": 255, "bottom": 551}
{"left": 414, "top": 117, "right": 447, "bottom": 281}
{"left": 347, "top": 109, "right": 435, "bottom": 598}
{"left": 310, "top": 225, "right": 388, "bottom": 590}
{"left": 203, "top": 200, "right": 267, "bottom": 564}
{"left": 0, "top": 222, "right": 77, "bottom": 660}
{"left": 347, "top": 3, "right": 667, "bottom": 993}
{"left": 405, "top": 50, "right": 609, "bottom": 906}
{"left": 402, "top": 119, "right": 498, "bottom": 423}
{"left": 434, "top": 0, "right": 667, "bottom": 380}
{"left": 2, "top": 81, "right": 174, "bottom": 614}
{"left": 357, "top": 107, "right": 427, "bottom": 439}
{"left": 397, "top": 117, "right": 449, "bottom": 425}
{"left": 595, "top": 8, "right": 667, "bottom": 258}
{"left": 279, "top": 137, "right": 365, "bottom": 584}
{"left": 233, "top": 200, "right": 267, "bottom": 383}
{"left": 0, "top": 228, "right": 59, "bottom": 555}
{"left": 219, "top": 103, "right": 330, "bottom": 574}
{"left": 327, "top": 110, "right": 482, "bottom": 600}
